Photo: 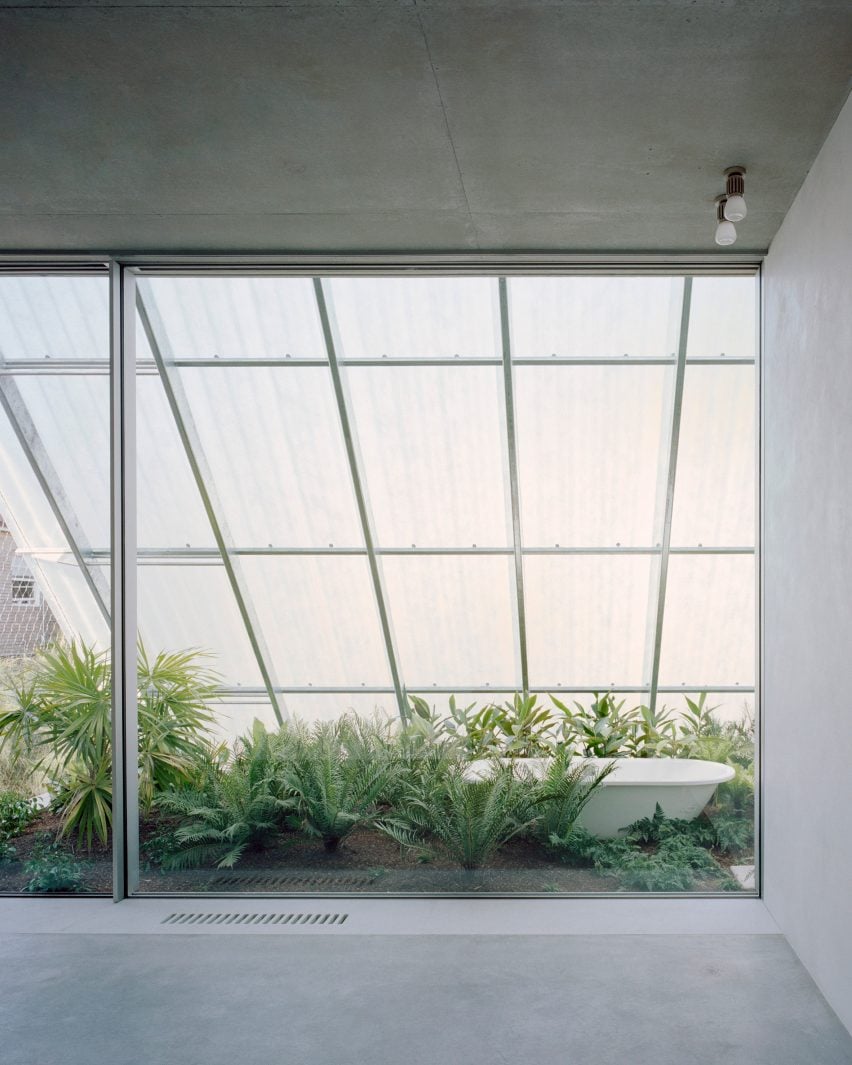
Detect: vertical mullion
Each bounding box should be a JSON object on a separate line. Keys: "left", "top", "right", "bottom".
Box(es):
{"left": 499, "top": 278, "right": 529, "bottom": 698}
{"left": 136, "top": 283, "right": 287, "bottom": 727}
{"left": 648, "top": 276, "right": 692, "bottom": 714}
{"left": 110, "top": 263, "right": 138, "bottom": 900}
{"left": 312, "top": 278, "right": 408, "bottom": 722}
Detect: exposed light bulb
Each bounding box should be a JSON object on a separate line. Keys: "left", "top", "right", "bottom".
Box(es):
{"left": 714, "top": 195, "right": 737, "bottom": 245}
{"left": 715, "top": 219, "right": 737, "bottom": 245}
{"left": 723, "top": 166, "right": 747, "bottom": 221}
{"left": 724, "top": 194, "right": 747, "bottom": 222}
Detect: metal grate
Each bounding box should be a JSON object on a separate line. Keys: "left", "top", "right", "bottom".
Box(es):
{"left": 206, "top": 872, "right": 376, "bottom": 890}
{"left": 161, "top": 912, "right": 348, "bottom": 927}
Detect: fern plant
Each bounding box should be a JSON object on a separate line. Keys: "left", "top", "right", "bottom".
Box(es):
{"left": 379, "top": 762, "right": 534, "bottom": 870}
{"left": 157, "top": 724, "right": 288, "bottom": 869}
{"left": 528, "top": 750, "right": 614, "bottom": 850}
{"left": 279, "top": 722, "right": 399, "bottom": 851}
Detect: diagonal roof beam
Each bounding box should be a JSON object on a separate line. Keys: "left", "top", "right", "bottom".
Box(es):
{"left": 136, "top": 281, "right": 287, "bottom": 726}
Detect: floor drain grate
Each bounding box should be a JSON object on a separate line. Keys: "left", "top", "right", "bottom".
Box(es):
{"left": 206, "top": 872, "right": 375, "bottom": 889}
{"left": 161, "top": 912, "right": 349, "bottom": 927}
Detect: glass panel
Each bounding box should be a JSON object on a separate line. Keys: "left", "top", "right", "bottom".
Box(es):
{"left": 509, "top": 276, "right": 682, "bottom": 358}
{"left": 0, "top": 275, "right": 109, "bottom": 359}
{"left": 13, "top": 375, "right": 110, "bottom": 548}
{"left": 660, "top": 690, "right": 755, "bottom": 728}
{"left": 346, "top": 365, "right": 512, "bottom": 547}
{"left": 137, "top": 564, "right": 263, "bottom": 687}
{"left": 209, "top": 698, "right": 280, "bottom": 740}
{"left": 382, "top": 555, "right": 519, "bottom": 687}
{"left": 137, "top": 374, "right": 215, "bottom": 549}
{"left": 515, "top": 365, "right": 672, "bottom": 547}
{"left": 282, "top": 692, "right": 398, "bottom": 725}
{"left": 671, "top": 365, "right": 756, "bottom": 547}
{"left": 138, "top": 276, "right": 326, "bottom": 358}
{"left": 240, "top": 556, "right": 392, "bottom": 687}
{"left": 687, "top": 276, "right": 758, "bottom": 359}
{"left": 177, "top": 367, "right": 364, "bottom": 547}
{"left": 0, "top": 275, "right": 110, "bottom": 894}
{"left": 658, "top": 554, "right": 755, "bottom": 686}
{"left": 327, "top": 277, "right": 499, "bottom": 358}
{"left": 525, "top": 555, "right": 655, "bottom": 686}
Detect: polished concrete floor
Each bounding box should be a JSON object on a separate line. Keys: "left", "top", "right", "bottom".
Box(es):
{"left": 2, "top": 933, "right": 851, "bottom": 1065}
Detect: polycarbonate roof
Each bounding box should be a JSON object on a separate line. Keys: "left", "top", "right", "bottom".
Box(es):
{"left": 0, "top": 271, "right": 756, "bottom": 735}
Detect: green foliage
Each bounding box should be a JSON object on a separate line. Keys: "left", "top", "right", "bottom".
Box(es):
{"left": 551, "top": 692, "right": 638, "bottom": 757}
{"left": 0, "top": 641, "right": 218, "bottom": 847}
{"left": 528, "top": 751, "right": 615, "bottom": 850}
{"left": 23, "top": 834, "right": 87, "bottom": 893}
{"left": 0, "top": 791, "right": 38, "bottom": 842}
{"left": 280, "top": 720, "right": 399, "bottom": 852}
{"left": 157, "top": 722, "right": 287, "bottom": 869}
{"left": 379, "top": 762, "right": 534, "bottom": 870}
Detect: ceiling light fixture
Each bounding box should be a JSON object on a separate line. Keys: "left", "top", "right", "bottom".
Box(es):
{"left": 714, "top": 196, "right": 737, "bottom": 246}
{"left": 723, "top": 165, "right": 747, "bottom": 221}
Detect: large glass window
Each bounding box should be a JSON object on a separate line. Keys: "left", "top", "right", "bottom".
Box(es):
{"left": 129, "top": 270, "right": 757, "bottom": 896}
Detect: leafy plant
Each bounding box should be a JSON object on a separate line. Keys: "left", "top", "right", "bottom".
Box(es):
{"left": 552, "top": 692, "right": 638, "bottom": 757}
{"left": 379, "top": 762, "right": 534, "bottom": 870}
{"left": 0, "top": 641, "right": 218, "bottom": 847}
{"left": 625, "top": 702, "right": 679, "bottom": 758}
{"left": 0, "top": 791, "right": 38, "bottom": 842}
{"left": 280, "top": 722, "right": 399, "bottom": 851}
{"left": 157, "top": 722, "right": 287, "bottom": 869}
{"left": 23, "top": 834, "right": 87, "bottom": 893}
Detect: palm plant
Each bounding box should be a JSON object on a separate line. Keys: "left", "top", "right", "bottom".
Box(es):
{"left": 279, "top": 722, "right": 399, "bottom": 851}
{"left": 0, "top": 641, "right": 219, "bottom": 847}
{"left": 379, "top": 762, "right": 535, "bottom": 870}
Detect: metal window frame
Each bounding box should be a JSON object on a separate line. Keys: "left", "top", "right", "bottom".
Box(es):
{"left": 0, "top": 257, "right": 760, "bottom": 901}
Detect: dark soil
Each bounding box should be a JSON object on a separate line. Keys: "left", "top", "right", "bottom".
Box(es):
{"left": 0, "top": 812, "right": 751, "bottom": 895}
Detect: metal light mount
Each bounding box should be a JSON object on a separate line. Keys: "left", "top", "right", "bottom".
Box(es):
{"left": 723, "top": 166, "right": 747, "bottom": 221}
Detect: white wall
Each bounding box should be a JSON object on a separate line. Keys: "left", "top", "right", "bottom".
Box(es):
{"left": 764, "top": 90, "right": 852, "bottom": 1034}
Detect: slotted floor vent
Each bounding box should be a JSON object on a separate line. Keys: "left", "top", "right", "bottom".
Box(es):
{"left": 207, "top": 872, "right": 374, "bottom": 890}
{"left": 161, "top": 912, "right": 349, "bottom": 927}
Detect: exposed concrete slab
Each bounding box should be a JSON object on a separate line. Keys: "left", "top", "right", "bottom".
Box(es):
{"left": 0, "top": 1, "right": 850, "bottom": 253}
{"left": 1, "top": 933, "right": 850, "bottom": 1065}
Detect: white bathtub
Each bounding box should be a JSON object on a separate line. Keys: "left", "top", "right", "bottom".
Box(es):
{"left": 465, "top": 757, "right": 735, "bottom": 838}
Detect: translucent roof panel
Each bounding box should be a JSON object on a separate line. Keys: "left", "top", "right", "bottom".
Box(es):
{"left": 381, "top": 555, "right": 519, "bottom": 688}
{"left": 137, "top": 565, "right": 263, "bottom": 687}
{"left": 524, "top": 555, "right": 655, "bottom": 687}
{"left": 240, "top": 556, "right": 392, "bottom": 687}
{"left": 30, "top": 557, "right": 109, "bottom": 649}
{"left": 178, "top": 367, "right": 364, "bottom": 548}
{"left": 209, "top": 698, "right": 281, "bottom": 740}
{"left": 345, "top": 365, "right": 512, "bottom": 547}
{"left": 671, "top": 365, "right": 756, "bottom": 547}
{"left": 137, "top": 277, "right": 326, "bottom": 359}
{"left": 687, "top": 276, "right": 758, "bottom": 359}
{"left": 515, "top": 365, "right": 672, "bottom": 547}
{"left": 326, "top": 277, "right": 499, "bottom": 359}
{"left": 136, "top": 374, "right": 216, "bottom": 549}
{"left": 658, "top": 554, "right": 755, "bottom": 687}
{"left": 0, "top": 275, "right": 109, "bottom": 359}
{"left": 14, "top": 374, "right": 110, "bottom": 548}
{"left": 508, "top": 276, "right": 683, "bottom": 358}
{"left": 279, "top": 692, "right": 397, "bottom": 725}
{"left": 659, "top": 690, "right": 755, "bottom": 727}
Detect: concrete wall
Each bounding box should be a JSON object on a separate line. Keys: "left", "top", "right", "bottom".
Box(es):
{"left": 763, "top": 91, "right": 852, "bottom": 1034}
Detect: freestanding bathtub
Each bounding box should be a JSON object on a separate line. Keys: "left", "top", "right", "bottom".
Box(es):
{"left": 465, "top": 757, "right": 735, "bottom": 838}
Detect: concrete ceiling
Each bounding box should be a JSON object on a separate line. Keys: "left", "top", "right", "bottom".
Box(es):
{"left": 1, "top": 0, "right": 850, "bottom": 255}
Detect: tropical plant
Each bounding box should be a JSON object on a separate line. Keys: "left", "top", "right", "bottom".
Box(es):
{"left": 379, "top": 762, "right": 535, "bottom": 870}
{"left": 156, "top": 722, "right": 288, "bottom": 869}
{"left": 625, "top": 702, "right": 679, "bottom": 758}
{"left": 280, "top": 721, "right": 399, "bottom": 851}
{"left": 0, "top": 641, "right": 219, "bottom": 847}
{"left": 552, "top": 692, "right": 638, "bottom": 757}
{"left": 23, "top": 834, "right": 87, "bottom": 893}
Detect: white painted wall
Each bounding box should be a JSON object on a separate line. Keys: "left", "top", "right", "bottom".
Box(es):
{"left": 764, "top": 91, "right": 852, "bottom": 1035}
